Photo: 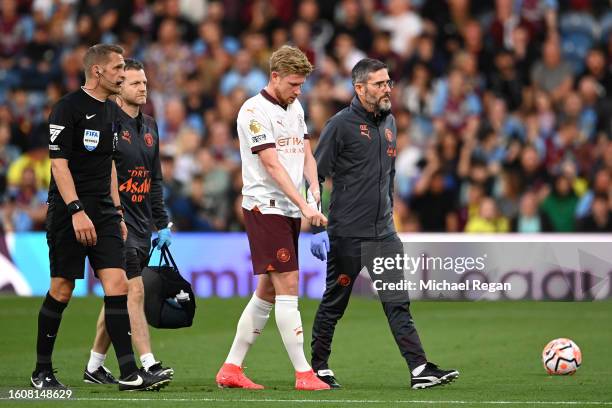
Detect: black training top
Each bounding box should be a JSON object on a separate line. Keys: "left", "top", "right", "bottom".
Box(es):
{"left": 48, "top": 88, "right": 121, "bottom": 200}
{"left": 114, "top": 105, "right": 168, "bottom": 245}
{"left": 314, "top": 96, "right": 397, "bottom": 238}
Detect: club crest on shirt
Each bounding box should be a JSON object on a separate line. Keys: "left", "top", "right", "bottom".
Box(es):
{"left": 122, "top": 130, "right": 131, "bottom": 143}
{"left": 360, "top": 124, "right": 370, "bottom": 140}
{"left": 385, "top": 128, "right": 393, "bottom": 142}
{"left": 83, "top": 129, "right": 100, "bottom": 151}
{"left": 144, "top": 132, "right": 154, "bottom": 147}
{"left": 249, "top": 119, "right": 263, "bottom": 135}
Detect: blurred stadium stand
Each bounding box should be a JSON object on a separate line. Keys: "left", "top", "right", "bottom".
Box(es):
{"left": 1, "top": 0, "right": 611, "bottom": 234}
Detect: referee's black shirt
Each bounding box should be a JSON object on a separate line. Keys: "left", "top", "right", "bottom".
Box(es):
{"left": 48, "top": 88, "right": 121, "bottom": 200}
{"left": 314, "top": 96, "right": 397, "bottom": 238}
{"left": 114, "top": 107, "right": 168, "bottom": 246}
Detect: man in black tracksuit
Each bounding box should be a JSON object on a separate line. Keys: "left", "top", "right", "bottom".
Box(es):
{"left": 309, "top": 59, "right": 459, "bottom": 390}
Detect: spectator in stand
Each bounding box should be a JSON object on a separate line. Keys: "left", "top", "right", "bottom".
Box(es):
{"left": 333, "top": 0, "right": 373, "bottom": 53}
{"left": 376, "top": 0, "right": 423, "bottom": 58}
{"left": 540, "top": 174, "right": 578, "bottom": 232}
{"left": 158, "top": 97, "right": 189, "bottom": 143}
{"left": 560, "top": 92, "right": 597, "bottom": 142}
{"left": 0, "top": 123, "right": 20, "bottom": 196}
{"left": 219, "top": 49, "right": 267, "bottom": 97}
{"left": 461, "top": 19, "right": 493, "bottom": 77}
{"left": 489, "top": 0, "right": 518, "bottom": 50}
{"left": 575, "top": 168, "right": 611, "bottom": 219}
{"left": 481, "top": 97, "right": 525, "bottom": 144}
{"left": 533, "top": 90, "right": 556, "bottom": 139}
{"left": 544, "top": 121, "right": 591, "bottom": 175}
{"left": 580, "top": 48, "right": 612, "bottom": 92}
{"left": 0, "top": 0, "right": 29, "bottom": 59}
{"left": 192, "top": 20, "right": 240, "bottom": 58}
{"left": 458, "top": 181, "right": 486, "bottom": 231}
{"left": 7, "top": 135, "right": 50, "bottom": 190}
{"left": 159, "top": 149, "right": 183, "bottom": 219}
{"left": 577, "top": 77, "right": 606, "bottom": 141}
{"left": 531, "top": 37, "right": 573, "bottom": 105}
{"left": 516, "top": 0, "right": 558, "bottom": 42}
{"left": 291, "top": 20, "right": 316, "bottom": 65}
{"left": 432, "top": 68, "right": 481, "bottom": 141}
{"left": 511, "top": 190, "right": 553, "bottom": 232}
{"left": 516, "top": 144, "right": 550, "bottom": 197}
{"left": 370, "top": 31, "right": 403, "bottom": 82}
{"left": 404, "top": 34, "right": 446, "bottom": 78}
{"left": 410, "top": 163, "right": 459, "bottom": 232}
{"left": 170, "top": 172, "right": 216, "bottom": 231}
{"left": 144, "top": 18, "right": 195, "bottom": 111}
{"left": 577, "top": 193, "right": 612, "bottom": 232}
{"left": 489, "top": 49, "right": 524, "bottom": 112}
{"left": 464, "top": 196, "right": 509, "bottom": 233}
{"left": 17, "top": 24, "right": 61, "bottom": 91}
{"left": 0, "top": 167, "right": 47, "bottom": 232}
{"left": 173, "top": 127, "right": 202, "bottom": 185}
{"left": 152, "top": 0, "right": 197, "bottom": 43}
{"left": 333, "top": 32, "right": 366, "bottom": 75}
{"left": 452, "top": 51, "right": 485, "bottom": 96}
{"left": 509, "top": 24, "right": 539, "bottom": 85}
{"left": 401, "top": 63, "right": 434, "bottom": 145}
{"left": 296, "top": 0, "right": 334, "bottom": 55}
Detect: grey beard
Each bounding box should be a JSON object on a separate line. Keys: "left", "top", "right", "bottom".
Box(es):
{"left": 378, "top": 99, "right": 392, "bottom": 112}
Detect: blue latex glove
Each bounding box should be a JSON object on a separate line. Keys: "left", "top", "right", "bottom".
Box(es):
{"left": 310, "top": 231, "right": 330, "bottom": 261}
{"left": 156, "top": 227, "right": 172, "bottom": 249}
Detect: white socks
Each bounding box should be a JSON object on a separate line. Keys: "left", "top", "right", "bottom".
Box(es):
{"left": 87, "top": 350, "right": 106, "bottom": 373}
{"left": 88, "top": 351, "right": 159, "bottom": 372}
{"left": 225, "top": 294, "right": 311, "bottom": 373}
{"left": 140, "top": 353, "right": 156, "bottom": 370}
{"left": 225, "top": 294, "right": 274, "bottom": 366}
{"left": 275, "top": 295, "right": 311, "bottom": 372}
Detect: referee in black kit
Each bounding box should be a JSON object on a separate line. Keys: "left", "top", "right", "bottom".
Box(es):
{"left": 31, "top": 44, "right": 169, "bottom": 391}
{"left": 309, "top": 58, "right": 459, "bottom": 390}
{"left": 83, "top": 59, "right": 174, "bottom": 384}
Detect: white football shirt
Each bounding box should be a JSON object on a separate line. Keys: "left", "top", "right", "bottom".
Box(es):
{"left": 237, "top": 89, "right": 308, "bottom": 218}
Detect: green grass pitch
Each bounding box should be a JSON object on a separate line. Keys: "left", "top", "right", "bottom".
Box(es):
{"left": 1, "top": 297, "right": 611, "bottom": 407}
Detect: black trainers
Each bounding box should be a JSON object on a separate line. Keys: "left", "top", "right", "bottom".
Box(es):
{"left": 31, "top": 369, "right": 67, "bottom": 389}
{"left": 83, "top": 365, "right": 118, "bottom": 384}
{"left": 145, "top": 362, "right": 174, "bottom": 378}
{"left": 118, "top": 368, "right": 171, "bottom": 391}
{"left": 316, "top": 369, "right": 342, "bottom": 389}
{"left": 411, "top": 362, "right": 459, "bottom": 389}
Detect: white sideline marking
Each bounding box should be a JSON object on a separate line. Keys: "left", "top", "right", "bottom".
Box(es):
{"left": 2, "top": 397, "right": 611, "bottom": 405}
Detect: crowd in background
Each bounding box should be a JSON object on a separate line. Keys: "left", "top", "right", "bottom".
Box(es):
{"left": 1, "top": 0, "right": 611, "bottom": 233}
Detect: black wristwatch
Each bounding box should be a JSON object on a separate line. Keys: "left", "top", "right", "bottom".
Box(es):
{"left": 67, "top": 200, "right": 84, "bottom": 215}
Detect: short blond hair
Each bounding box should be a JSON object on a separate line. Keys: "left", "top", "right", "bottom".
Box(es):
{"left": 269, "top": 45, "right": 313, "bottom": 77}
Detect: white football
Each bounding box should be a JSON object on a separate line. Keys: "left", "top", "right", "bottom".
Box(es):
{"left": 542, "top": 338, "right": 582, "bottom": 375}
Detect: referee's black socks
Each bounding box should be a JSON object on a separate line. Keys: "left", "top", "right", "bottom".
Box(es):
{"left": 35, "top": 292, "right": 68, "bottom": 372}
{"left": 104, "top": 295, "right": 138, "bottom": 378}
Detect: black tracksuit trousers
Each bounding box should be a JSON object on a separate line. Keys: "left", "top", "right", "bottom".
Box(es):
{"left": 311, "top": 233, "right": 427, "bottom": 372}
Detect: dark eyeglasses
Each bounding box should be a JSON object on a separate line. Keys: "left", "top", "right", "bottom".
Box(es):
{"left": 364, "top": 80, "right": 394, "bottom": 89}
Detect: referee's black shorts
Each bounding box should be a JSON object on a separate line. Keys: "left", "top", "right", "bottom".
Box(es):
{"left": 46, "top": 196, "right": 126, "bottom": 280}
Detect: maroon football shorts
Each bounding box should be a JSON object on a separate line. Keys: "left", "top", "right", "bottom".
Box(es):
{"left": 243, "top": 207, "right": 301, "bottom": 275}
